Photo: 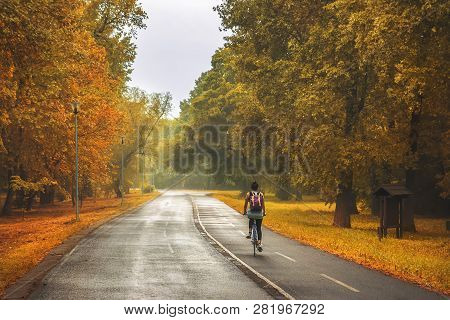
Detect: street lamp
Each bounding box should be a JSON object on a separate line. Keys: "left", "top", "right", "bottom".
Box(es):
{"left": 136, "top": 125, "right": 140, "bottom": 190}
{"left": 72, "top": 102, "right": 80, "bottom": 222}
{"left": 141, "top": 150, "right": 145, "bottom": 193}
{"left": 121, "top": 136, "right": 124, "bottom": 206}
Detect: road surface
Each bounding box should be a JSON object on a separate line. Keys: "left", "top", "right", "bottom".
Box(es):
{"left": 30, "top": 191, "right": 444, "bottom": 299}
{"left": 30, "top": 191, "right": 270, "bottom": 299}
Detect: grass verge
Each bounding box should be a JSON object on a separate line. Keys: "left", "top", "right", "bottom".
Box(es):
{"left": 211, "top": 190, "right": 449, "bottom": 295}
{"left": 0, "top": 192, "right": 158, "bottom": 296}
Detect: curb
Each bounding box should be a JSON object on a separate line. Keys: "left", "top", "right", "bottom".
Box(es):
{"left": 2, "top": 195, "right": 159, "bottom": 300}
{"left": 190, "top": 196, "right": 294, "bottom": 300}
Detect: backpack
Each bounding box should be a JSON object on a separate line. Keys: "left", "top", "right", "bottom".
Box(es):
{"left": 249, "top": 191, "right": 263, "bottom": 211}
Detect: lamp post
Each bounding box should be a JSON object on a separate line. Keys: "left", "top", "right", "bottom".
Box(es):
{"left": 72, "top": 102, "right": 80, "bottom": 222}
{"left": 150, "top": 158, "right": 155, "bottom": 186}
{"left": 121, "top": 136, "right": 124, "bottom": 206}
{"left": 141, "top": 151, "right": 145, "bottom": 193}
{"left": 136, "top": 125, "right": 140, "bottom": 190}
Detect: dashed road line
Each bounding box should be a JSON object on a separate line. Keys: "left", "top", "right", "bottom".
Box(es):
{"left": 274, "top": 252, "right": 296, "bottom": 263}
{"left": 168, "top": 243, "right": 174, "bottom": 254}
{"left": 320, "top": 273, "right": 360, "bottom": 293}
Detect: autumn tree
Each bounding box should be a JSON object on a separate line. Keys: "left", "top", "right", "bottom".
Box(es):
{"left": 207, "top": 0, "right": 450, "bottom": 227}
{"left": 110, "top": 89, "right": 172, "bottom": 197}
{"left": 0, "top": 0, "right": 148, "bottom": 215}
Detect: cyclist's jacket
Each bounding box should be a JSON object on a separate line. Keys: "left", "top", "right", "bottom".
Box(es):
{"left": 246, "top": 191, "right": 264, "bottom": 212}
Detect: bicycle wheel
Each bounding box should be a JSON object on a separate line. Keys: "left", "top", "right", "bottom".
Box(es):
{"left": 252, "top": 223, "right": 258, "bottom": 256}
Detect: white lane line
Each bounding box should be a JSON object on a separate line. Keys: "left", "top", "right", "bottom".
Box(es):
{"left": 168, "top": 243, "right": 174, "bottom": 254}
{"left": 229, "top": 223, "right": 235, "bottom": 227}
{"left": 192, "top": 197, "right": 295, "bottom": 300}
{"left": 238, "top": 230, "right": 246, "bottom": 236}
{"left": 165, "top": 221, "right": 169, "bottom": 227}
{"left": 320, "top": 273, "right": 360, "bottom": 293}
{"left": 274, "top": 252, "right": 296, "bottom": 263}
{"left": 163, "top": 230, "right": 167, "bottom": 238}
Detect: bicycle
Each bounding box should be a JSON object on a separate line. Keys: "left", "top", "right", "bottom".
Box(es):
{"left": 245, "top": 210, "right": 264, "bottom": 256}
{"left": 250, "top": 218, "right": 259, "bottom": 256}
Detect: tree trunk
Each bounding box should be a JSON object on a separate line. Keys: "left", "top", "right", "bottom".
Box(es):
{"left": 349, "top": 192, "right": 358, "bottom": 214}
{"left": 333, "top": 171, "right": 355, "bottom": 228}
{"left": 71, "top": 188, "right": 75, "bottom": 207}
{"left": 295, "top": 189, "right": 303, "bottom": 201}
{"left": 334, "top": 189, "right": 352, "bottom": 228}
{"left": 369, "top": 163, "right": 379, "bottom": 215}
{"left": 114, "top": 179, "right": 121, "bottom": 198}
{"left": 15, "top": 189, "right": 25, "bottom": 208}
{"left": 335, "top": 72, "right": 365, "bottom": 225}
{"left": 404, "top": 169, "right": 417, "bottom": 232}
{"left": 40, "top": 186, "right": 54, "bottom": 205}
{"left": 26, "top": 192, "right": 36, "bottom": 211}
{"left": 403, "top": 106, "right": 420, "bottom": 232}
{"left": 1, "top": 185, "right": 14, "bottom": 216}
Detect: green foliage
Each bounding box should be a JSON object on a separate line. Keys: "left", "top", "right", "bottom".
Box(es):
{"left": 180, "top": 0, "right": 450, "bottom": 221}
{"left": 142, "top": 184, "right": 155, "bottom": 194}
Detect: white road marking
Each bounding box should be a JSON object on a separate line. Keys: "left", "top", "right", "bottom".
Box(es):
{"left": 67, "top": 246, "right": 78, "bottom": 257}
{"left": 168, "top": 243, "right": 174, "bottom": 254}
{"left": 320, "top": 273, "right": 360, "bottom": 293}
{"left": 165, "top": 221, "right": 169, "bottom": 227}
{"left": 163, "top": 230, "right": 167, "bottom": 238}
{"left": 274, "top": 252, "right": 296, "bottom": 263}
{"left": 238, "top": 230, "right": 247, "bottom": 236}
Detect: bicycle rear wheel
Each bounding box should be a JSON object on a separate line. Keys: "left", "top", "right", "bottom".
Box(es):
{"left": 252, "top": 223, "right": 258, "bottom": 256}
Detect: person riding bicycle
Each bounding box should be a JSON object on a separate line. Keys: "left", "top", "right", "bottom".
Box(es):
{"left": 243, "top": 181, "right": 265, "bottom": 252}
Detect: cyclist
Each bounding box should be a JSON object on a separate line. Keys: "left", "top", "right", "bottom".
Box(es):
{"left": 243, "top": 181, "right": 265, "bottom": 252}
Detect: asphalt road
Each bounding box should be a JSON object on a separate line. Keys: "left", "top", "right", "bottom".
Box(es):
{"left": 29, "top": 190, "right": 445, "bottom": 299}
{"left": 29, "top": 191, "right": 270, "bottom": 299}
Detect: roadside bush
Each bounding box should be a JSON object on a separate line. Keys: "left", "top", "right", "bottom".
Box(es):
{"left": 143, "top": 185, "right": 156, "bottom": 194}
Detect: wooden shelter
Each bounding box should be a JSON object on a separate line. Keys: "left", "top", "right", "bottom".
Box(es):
{"left": 373, "top": 184, "right": 413, "bottom": 240}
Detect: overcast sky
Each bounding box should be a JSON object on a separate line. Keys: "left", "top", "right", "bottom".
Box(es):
{"left": 129, "top": 0, "right": 226, "bottom": 117}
